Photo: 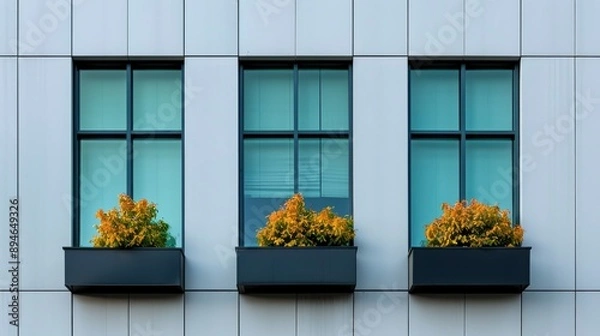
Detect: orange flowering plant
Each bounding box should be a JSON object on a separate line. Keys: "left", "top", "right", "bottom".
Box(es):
{"left": 425, "top": 199, "right": 524, "bottom": 247}
{"left": 91, "top": 194, "right": 174, "bottom": 248}
{"left": 256, "top": 193, "right": 355, "bottom": 247}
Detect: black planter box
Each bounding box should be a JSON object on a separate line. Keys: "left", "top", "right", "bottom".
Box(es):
{"left": 409, "top": 247, "right": 531, "bottom": 294}
{"left": 63, "top": 247, "right": 184, "bottom": 294}
{"left": 236, "top": 246, "right": 357, "bottom": 294}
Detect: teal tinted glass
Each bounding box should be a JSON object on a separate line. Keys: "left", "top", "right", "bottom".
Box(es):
{"left": 244, "top": 139, "right": 294, "bottom": 197}
{"left": 133, "top": 70, "right": 182, "bottom": 131}
{"left": 298, "top": 70, "right": 349, "bottom": 131}
{"left": 79, "top": 140, "right": 127, "bottom": 246}
{"left": 466, "top": 140, "right": 513, "bottom": 216}
{"left": 466, "top": 70, "right": 513, "bottom": 131}
{"left": 80, "top": 70, "right": 126, "bottom": 130}
{"left": 410, "top": 70, "right": 459, "bottom": 131}
{"left": 299, "top": 139, "right": 349, "bottom": 198}
{"left": 410, "top": 140, "right": 459, "bottom": 246}
{"left": 244, "top": 70, "right": 294, "bottom": 131}
{"left": 133, "top": 140, "right": 182, "bottom": 247}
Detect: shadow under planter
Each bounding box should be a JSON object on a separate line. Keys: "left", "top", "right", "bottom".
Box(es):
{"left": 63, "top": 247, "right": 184, "bottom": 294}
{"left": 236, "top": 246, "right": 357, "bottom": 294}
{"left": 409, "top": 247, "right": 531, "bottom": 294}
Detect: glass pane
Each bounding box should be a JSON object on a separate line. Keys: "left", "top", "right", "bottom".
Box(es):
{"left": 410, "top": 140, "right": 459, "bottom": 246}
{"left": 299, "top": 69, "right": 349, "bottom": 131}
{"left": 410, "top": 70, "right": 459, "bottom": 131}
{"left": 133, "top": 70, "right": 182, "bottom": 131}
{"left": 299, "top": 139, "right": 349, "bottom": 198}
{"left": 466, "top": 140, "right": 513, "bottom": 217}
{"left": 466, "top": 70, "right": 513, "bottom": 131}
{"left": 244, "top": 69, "right": 294, "bottom": 131}
{"left": 80, "top": 70, "right": 126, "bottom": 130}
{"left": 133, "top": 140, "right": 182, "bottom": 247}
{"left": 243, "top": 139, "right": 294, "bottom": 246}
{"left": 79, "top": 140, "right": 127, "bottom": 246}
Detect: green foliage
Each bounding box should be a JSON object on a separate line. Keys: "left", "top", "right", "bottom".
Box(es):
{"left": 425, "top": 199, "right": 524, "bottom": 247}
{"left": 256, "top": 193, "right": 355, "bottom": 247}
{"left": 91, "top": 194, "right": 174, "bottom": 248}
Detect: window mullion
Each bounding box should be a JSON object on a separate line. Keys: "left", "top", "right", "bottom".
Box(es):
{"left": 459, "top": 64, "right": 466, "bottom": 202}
{"left": 126, "top": 64, "right": 134, "bottom": 197}
{"left": 293, "top": 64, "right": 299, "bottom": 193}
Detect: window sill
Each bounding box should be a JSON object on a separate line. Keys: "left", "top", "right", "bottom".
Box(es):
{"left": 408, "top": 246, "right": 531, "bottom": 294}
{"left": 63, "top": 247, "right": 184, "bottom": 294}
{"left": 236, "top": 246, "right": 357, "bottom": 294}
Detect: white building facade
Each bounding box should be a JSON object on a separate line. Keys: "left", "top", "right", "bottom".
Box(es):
{"left": 1, "top": 0, "right": 599, "bottom": 335}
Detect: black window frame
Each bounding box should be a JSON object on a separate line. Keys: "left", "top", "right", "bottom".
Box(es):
{"left": 238, "top": 61, "right": 354, "bottom": 247}
{"left": 407, "top": 60, "right": 520, "bottom": 247}
{"left": 72, "top": 61, "right": 185, "bottom": 247}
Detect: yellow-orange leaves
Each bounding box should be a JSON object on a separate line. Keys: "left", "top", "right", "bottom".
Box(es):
{"left": 425, "top": 200, "right": 524, "bottom": 247}
{"left": 91, "top": 194, "right": 172, "bottom": 248}
{"left": 256, "top": 193, "right": 355, "bottom": 247}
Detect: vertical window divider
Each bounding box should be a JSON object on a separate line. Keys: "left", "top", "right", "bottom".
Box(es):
{"left": 512, "top": 65, "right": 520, "bottom": 224}
{"left": 459, "top": 65, "right": 467, "bottom": 201}
{"left": 293, "top": 64, "right": 299, "bottom": 193}
{"left": 126, "top": 64, "right": 133, "bottom": 197}
{"left": 319, "top": 69, "right": 323, "bottom": 198}
{"left": 73, "top": 66, "right": 81, "bottom": 247}
{"left": 238, "top": 65, "right": 245, "bottom": 247}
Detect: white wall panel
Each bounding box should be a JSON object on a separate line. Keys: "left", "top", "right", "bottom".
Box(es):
{"left": 522, "top": 0, "right": 574, "bottom": 55}
{"left": 239, "top": 0, "right": 295, "bottom": 56}
{"left": 185, "top": 0, "right": 237, "bottom": 55}
{"left": 353, "top": 58, "right": 408, "bottom": 290}
{"left": 576, "top": 292, "right": 600, "bottom": 336}
{"left": 465, "top": 295, "right": 520, "bottom": 336}
{"left": 297, "top": 294, "right": 353, "bottom": 336}
{"left": 184, "top": 57, "right": 238, "bottom": 290}
{"left": 19, "top": 58, "right": 71, "bottom": 290}
{"left": 73, "top": 0, "right": 127, "bottom": 55}
{"left": 130, "top": 295, "right": 183, "bottom": 336}
{"left": 409, "top": 295, "right": 464, "bottom": 336}
{"left": 0, "top": 58, "right": 17, "bottom": 289}
{"left": 240, "top": 295, "right": 296, "bottom": 336}
{"left": 575, "top": 58, "right": 600, "bottom": 290}
{"left": 129, "top": 0, "right": 183, "bottom": 56}
{"left": 408, "top": 0, "right": 463, "bottom": 56}
{"left": 20, "top": 292, "right": 71, "bottom": 336}
{"left": 296, "top": 0, "right": 352, "bottom": 56}
{"left": 522, "top": 292, "right": 575, "bottom": 336}
{"left": 0, "top": 0, "right": 17, "bottom": 55}
{"left": 73, "top": 295, "right": 128, "bottom": 336}
{"left": 465, "top": 0, "right": 519, "bottom": 55}
{"left": 520, "top": 58, "right": 575, "bottom": 290}
{"left": 354, "top": 0, "right": 407, "bottom": 56}
{"left": 185, "top": 292, "right": 238, "bottom": 336}
{"left": 353, "top": 292, "right": 408, "bottom": 336}
{"left": 576, "top": 0, "right": 600, "bottom": 55}
{"left": 18, "top": 0, "right": 71, "bottom": 55}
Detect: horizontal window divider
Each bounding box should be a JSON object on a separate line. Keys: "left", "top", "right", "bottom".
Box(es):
{"left": 77, "top": 131, "right": 182, "bottom": 139}
{"left": 410, "top": 132, "right": 515, "bottom": 139}
{"left": 243, "top": 131, "right": 349, "bottom": 139}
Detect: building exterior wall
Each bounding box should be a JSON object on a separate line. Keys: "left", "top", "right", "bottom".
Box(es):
{"left": 0, "top": 0, "right": 598, "bottom": 335}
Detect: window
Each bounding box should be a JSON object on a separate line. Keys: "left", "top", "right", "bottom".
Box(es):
{"left": 74, "top": 63, "right": 183, "bottom": 247}
{"left": 409, "top": 63, "right": 519, "bottom": 246}
{"left": 240, "top": 63, "right": 352, "bottom": 246}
